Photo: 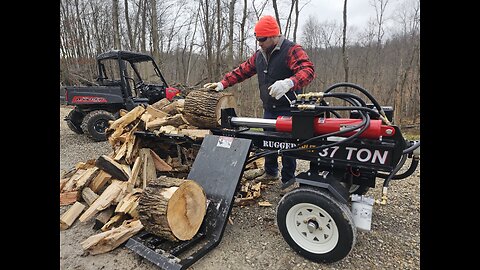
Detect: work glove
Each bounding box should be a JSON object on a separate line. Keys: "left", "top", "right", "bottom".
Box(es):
{"left": 203, "top": 82, "right": 224, "bottom": 91}
{"left": 268, "top": 78, "right": 294, "bottom": 100}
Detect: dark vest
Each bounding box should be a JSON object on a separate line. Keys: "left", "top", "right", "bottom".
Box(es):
{"left": 255, "top": 38, "right": 300, "bottom": 111}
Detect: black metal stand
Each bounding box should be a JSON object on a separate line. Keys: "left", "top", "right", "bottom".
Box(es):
{"left": 126, "top": 135, "right": 252, "bottom": 270}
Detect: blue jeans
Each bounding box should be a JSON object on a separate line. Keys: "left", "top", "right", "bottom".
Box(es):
{"left": 263, "top": 109, "right": 296, "bottom": 183}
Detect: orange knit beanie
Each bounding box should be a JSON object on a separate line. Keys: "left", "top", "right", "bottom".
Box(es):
{"left": 254, "top": 15, "right": 280, "bottom": 37}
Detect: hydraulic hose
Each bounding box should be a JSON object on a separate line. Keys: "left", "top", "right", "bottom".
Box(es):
{"left": 382, "top": 153, "right": 408, "bottom": 188}
{"left": 376, "top": 157, "right": 419, "bottom": 180}
{"left": 403, "top": 140, "right": 420, "bottom": 155}
{"left": 323, "top": 82, "right": 390, "bottom": 124}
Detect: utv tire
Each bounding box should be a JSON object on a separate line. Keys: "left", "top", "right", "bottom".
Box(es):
{"left": 277, "top": 187, "right": 356, "bottom": 263}
{"left": 66, "top": 109, "right": 84, "bottom": 134}
{"left": 81, "top": 110, "right": 115, "bottom": 142}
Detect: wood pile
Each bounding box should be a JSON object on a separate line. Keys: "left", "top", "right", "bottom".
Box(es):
{"left": 60, "top": 89, "right": 270, "bottom": 255}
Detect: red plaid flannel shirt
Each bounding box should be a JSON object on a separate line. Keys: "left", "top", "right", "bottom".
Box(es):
{"left": 220, "top": 44, "right": 315, "bottom": 90}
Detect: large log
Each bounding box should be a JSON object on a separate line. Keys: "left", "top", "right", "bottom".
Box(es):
{"left": 183, "top": 90, "right": 237, "bottom": 128}
{"left": 137, "top": 177, "right": 207, "bottom": 241}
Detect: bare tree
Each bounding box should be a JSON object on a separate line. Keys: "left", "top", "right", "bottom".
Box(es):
{"left": 113, "top": 0, "right": 121, "bottom": 49}
{"left": 239, "top": 0, "right": 248, "bottom": 59}
{"left": 227, "top": 0, "right": 237, "bottom": 71}
{"left": 186, "top": 3, "right": 201, "bottom": 84}
{"left": 215, "top": 0, "right": 223, "bottom": 79}
{"left": 124, "top": 0, "right": 135, "bottom": 50}
{"left": 293, "top": 0, "right": 299, "bottom": 42}
{"left": 342, "top": 0, "right": 349, "bottom": 83}
{"left": 150, "top": 0, "right": 161, "bottom": 65}
{"left": 252, "top": 0, "right": 269, "bottom": 20}
{"left": 371, "top": 0, "right": 390, "bottom": 47}
{"left": 271, "top": 0, "right": 282, "bottom": 34}
{"left": 140, "top": 0, "right": 147, "bottom": 52}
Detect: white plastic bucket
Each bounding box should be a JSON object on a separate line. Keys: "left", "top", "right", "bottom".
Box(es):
{"left": 351, "top": 194, "right": 374, "bottom": 231}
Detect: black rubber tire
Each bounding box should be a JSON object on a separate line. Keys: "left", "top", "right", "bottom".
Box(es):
{"left": 66, "top": 109, "right": 84, "bottom": 134}
{"left": 80, "top": 110, "right": 115, "bottom": 142}
{"left": 276, "top": 187, "right": 356, "bottom": 263}
{"left": 349, "top": 184, "right": 370, "bottom": 195}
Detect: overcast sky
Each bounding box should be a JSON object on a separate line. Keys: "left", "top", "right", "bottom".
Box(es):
{"left": 299, "top": 0, "right": 385, "bottom": 29}
{"left": 258, "top": 0, "right": 404, "bottom": 39}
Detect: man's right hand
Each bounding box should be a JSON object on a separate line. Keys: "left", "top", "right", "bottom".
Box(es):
{"left": 203, "top": 82, "right": 224, "bottom": 91}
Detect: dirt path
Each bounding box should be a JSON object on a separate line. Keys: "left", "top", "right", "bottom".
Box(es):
{"left": 60, "top": 106, "right": 420, "bottom": 270}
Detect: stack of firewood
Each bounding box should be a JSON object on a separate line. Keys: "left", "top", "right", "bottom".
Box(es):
{"left": 59, "top": 89, "right": 270, "bottom": 255}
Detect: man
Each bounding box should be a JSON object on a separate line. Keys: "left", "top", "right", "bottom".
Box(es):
{"left": 204, "top": 15, "right": 315, "bottom": 187}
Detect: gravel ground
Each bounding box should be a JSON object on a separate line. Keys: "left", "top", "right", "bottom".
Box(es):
{"left": 60, "top": 105, "right": 420, "bottom": 270}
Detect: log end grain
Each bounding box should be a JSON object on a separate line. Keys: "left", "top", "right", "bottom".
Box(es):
{"left": 167, "top": 180, "right": 207, "bottom": 241}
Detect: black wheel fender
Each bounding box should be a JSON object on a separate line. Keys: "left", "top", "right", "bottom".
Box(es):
{"left": 66, "top": 109, "right": 85, "bottom": 134}
{"left": 80, "top": 110, "right": 115, "bottom": 142}
{"left": 276, "top": 186, "right": 356, "bottom": 263}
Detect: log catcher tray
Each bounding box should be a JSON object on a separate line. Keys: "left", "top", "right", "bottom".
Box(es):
{"left": 126, "top": 134, "right": 252, "bottom": 270}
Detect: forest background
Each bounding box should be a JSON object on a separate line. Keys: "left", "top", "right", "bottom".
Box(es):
{"left": 59, "top": 0, "right": 420, "bottom": 127}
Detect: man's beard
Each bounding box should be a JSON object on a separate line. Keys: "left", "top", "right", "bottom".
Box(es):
{"left": 264, "top": 44, "right": 275, "bottom": 54}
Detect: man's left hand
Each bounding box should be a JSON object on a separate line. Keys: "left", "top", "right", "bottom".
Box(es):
{"left": 268, "top": 78, "right": 294, "bottom": 100}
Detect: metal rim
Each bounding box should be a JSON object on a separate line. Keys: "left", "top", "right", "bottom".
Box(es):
{"left": 285, "top": 202, "right": 339, "bottom": 254}
{"left": 93, "top": 119, "right": 109, "bottom": 134}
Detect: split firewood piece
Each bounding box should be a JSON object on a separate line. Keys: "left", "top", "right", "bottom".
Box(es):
{"left": 89, "top": 170, "right": 112, "bottom": 194}
{"left": 60, "top": 201, "right": 86, "bottom": 230}
{"left": 101, "top": 213, "right": 128, "bottom": 231}
{"left": 183, "top": 90, "right": 237, "bottom": 128}
{"left": 81, "top": 219, "right": 143, "bottom": 255}
{"left": 151, "top": 98, "right": 171, "bottom": 111}
{"left": 138, "top": 177, "right": 207, "bottom": 241}
{"left": 79, "top": 180, "right": 126, "bottom": 222}
{"left": 121, "top": 164, "right": 132, "bottom": 179}
{"left": 160, "top": 99, "right": 184, "bottom": 115}
{"left": 107, "top": 107, "right": 145, "bottom": 146}
{"left": 158, "top": 125, "right": 179, "bottom": 134}
{"left": 125, "top": 129, "right": 140, "bottom": 165}
{"left": 60, "top": 178, "right": 69, "bottom": 191}
{"left": 178, "top": 129, "right": 212, "bottom": 140}
{"left": 115, "top": 191, "right": 141, "bottom": 215}
{"left": 95, "top": 155, "right": 129, "bottom": 181}
{"left": 149, "top": 149, "right": 172, "bottom": 172}
{"left": 60, "top": 191, "right": 80, "bottom": 206}
{"left": 146, "top": 105, "right": 168, "bottom": 120}
{"left": 146, "top": 114, "right": 186, "bottom": 130}
{"left": 82, "top": 187, "right": 99, "bottom": 206}
{"left": 108, "top": 105, "right": 146, "bottom": 131}
{"left": 62, "top": 169, "right": 86, "bottom": 192}
{"left": 127, "top": 156, "right": 143, "bottom": 193}
{"left": 140, "top": 112, "right": 152, "bottom": 123}
{"left": 61, "top": 167, "right": 77, "bottom": 179}
{"left": 119, "top": 109, "right": 129, "bottom": 117}
{"left": 174, "top": 98, "right": 185, "bottom": 112}
{"left": 73, "top": 167, "right": 99, "bottom": 191}
{"left": 93, "top": 207, "right": 115, "bottom": 230}
{"left": 113, "top": 142, "right": 128, "bottom": 161}
{"left": 140, "top": 148, "right": 156, "bottom": 189}
{"left": 75, "top": 159, "right": 96, "bottom": 170}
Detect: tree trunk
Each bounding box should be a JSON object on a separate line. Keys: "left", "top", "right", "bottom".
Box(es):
{"left": 112, "top": 0, "right": 121, "bottom": 50}
{"left": 227, "top": 0, "right": 236, "bottom": 71}
{"left": 138, "top": 177, "right": 207, "bottom": 241}
{"left": 124, "top": 0, "right": 135, "bottom": 50}
{"left": 151, "top": 0, "right": 161, "bottom": 65}
{"left": 272, "top": 0, "right": 282, "bottom": 34}
{"left": 183, "top": 90, "right": 237, "bottom": 128}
